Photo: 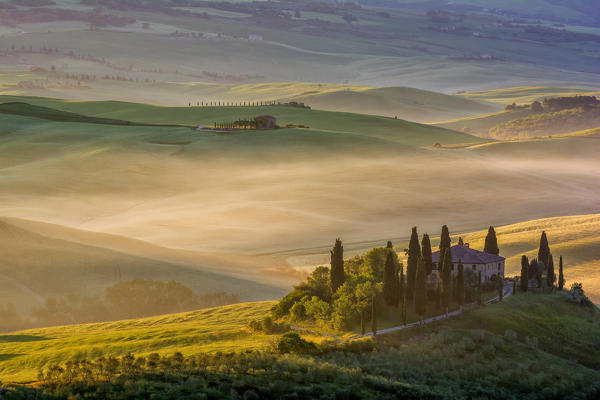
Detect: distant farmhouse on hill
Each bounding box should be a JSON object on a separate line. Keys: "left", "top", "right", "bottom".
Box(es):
{"left": 432, "top": 243, "right": 505, "bottom": 282}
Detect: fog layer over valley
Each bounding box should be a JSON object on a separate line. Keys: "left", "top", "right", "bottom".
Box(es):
{"left": 1, "top": 112, "right": 599, "bottom": 263}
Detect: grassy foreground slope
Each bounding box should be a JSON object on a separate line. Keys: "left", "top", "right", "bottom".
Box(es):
{"left": 2, "top": 292, "right": 600, "bottom": 398}
{"left": 0, "top": 301, "right": 276, "bottom": 383}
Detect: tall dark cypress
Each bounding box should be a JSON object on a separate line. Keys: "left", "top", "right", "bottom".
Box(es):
{"left": 441, "top": 247, "right": 452, "bottom": 313}
{"left": 456, "top": 260, "right": 465, "bottom": 306}
{"left": 395, "top": 262, "right": 403, "bottom": 307}
{"left": 402, "top": 291, "right": 407, "bottom": 326}
{"left": 558, "top": 256, "right": 565, "bottom": 290}
{"left": 547, "top": 253, "right": 555, "bottom": 290}
{"left": 360, "top": 309, "right": 366, "bottom": 335}
{"left": 406, "top": 227, "right": 421, "bottom": 301}
{"left": 414, "top": 256, "right": 427, "bottom": 320}
{"left": 371, "top": 295, "right": 377, "bottom": 336}
{"left": 498, "top": 278, "right": 504, "bottom": 301}
{"left": 329, "top": 238, "right": 345, "bottom": 294}
{"left": 520, "top": 255, "right": 529, "bottom": 292}
{"left": 439, "top": 225, "right": 451, "bottom": 271}
{"left": 484, "top": 226, "right": 499, "bottom": 255}
{"left": 383, "top": 251, "right": 398, "bottom": 320}
{"left": 537, "top": 231, "right": 551, "bottom": 271}
{"left": 421, "top": 234, "right": 433, "bottom": 275}
{"left": 477, "top": 271, "right": 482, "bottom": 306}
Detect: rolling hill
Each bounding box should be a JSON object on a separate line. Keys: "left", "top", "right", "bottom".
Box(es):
{"left": 0, "top": 217, "right": 288, "bottom": 316}
{"left": 0, "top": 301, "right": 277, "bottom": 383}
{"left": 284, "top": 86, "right": 500, "bottom": 122}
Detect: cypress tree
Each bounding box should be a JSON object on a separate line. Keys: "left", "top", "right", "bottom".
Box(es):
{"left": 456, "top": 259, "right": 465, "bottom": 306}
{"left": 537, "top": 231, "right": 551, "bottom": 271}
{"left": 402, "top": 291, "right": 407, "bottom": 326}
{"left": 383, "top": 251, "right": 397, "bottom": 320}
{"left": 406, "top": 227, "right": 421, "bottom": 301}
{"left": 421, "top": 234, "right": 433, "bottom": 275}
{"left": 395, "top": 262, "right": 403, "bottom": 308}
{"left": 520, "top": 255, "right": 529, "bottom": 292}
{"left": 329, "top": 238, "right": 345, "bottom": 294}
{"left": 477, "top": 271, "right": 482, "bottom": 306}
{"left": 441, "top": 247, "right": 452, "bottom": 314}
{"left": 452, "top": 275, "right": 457, "bottom": 303}
{"left": 415, "top": 256, "right": 427, "bottom": 321}
{"left": 498, "top": 278, "right": 504, "bottom": 301}
{"left": 484, "top": 226, "right": 499, "bottom": 255}
{"left": 371, "top": 295, "right": 377, "bottom": 336}
{"left": 360, "top": 309, "right": 366, "bottom": 335}
{"left": 558, "top": 256, "right": 565, "bottom": 290}
{"left": 458, "top": 237, "right": 464, "bottom": 246}
{"left": 386, "top": 241, "right": 393, "bottom": 249}
{"left": 547, "top": 253, "right": 555, "bottom": 290}
{"left": 439, "top": 225, "right": 451, "bottom": 271}
{"left": 513, "top": 279, "right": 516, "bottom": 295}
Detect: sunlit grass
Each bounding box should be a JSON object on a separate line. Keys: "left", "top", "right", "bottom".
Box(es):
{"left": 0, "top": 301, "right": 277, "bottom": 383}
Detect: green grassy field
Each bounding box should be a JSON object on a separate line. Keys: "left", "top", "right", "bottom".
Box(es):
{"left": 0, "top": 301, "right": 277, "bottom": 383}
{"left": 380, "top": 291, "right": 600, "bottom": 371}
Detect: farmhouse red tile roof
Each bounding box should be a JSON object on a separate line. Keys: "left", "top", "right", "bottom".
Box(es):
{"left": 432, "top": 244, "right": 505, "bottom": 264}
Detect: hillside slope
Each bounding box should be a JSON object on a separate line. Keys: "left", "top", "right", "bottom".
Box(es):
{"left": 0, "top": 218, "right": 287, "bottom": 315}
{"left": 286, "top": 86, "right": 499, "bottom": 122}
{"left": 1, "top": 293, "right": 599, "bottom": 399}
{"left": 0, "top": 301, "right": 276, "bottom": 383}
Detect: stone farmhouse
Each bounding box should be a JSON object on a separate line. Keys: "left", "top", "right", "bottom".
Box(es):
{"left": 432, "top": 243, "right": 505, "bottom": 282}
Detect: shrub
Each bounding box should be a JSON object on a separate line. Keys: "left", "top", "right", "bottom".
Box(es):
{"left": 276, "top": 332, "right": 318, "bottom": 354}
{"left": 566, "top": 282, "right": 593, "bottom": 307}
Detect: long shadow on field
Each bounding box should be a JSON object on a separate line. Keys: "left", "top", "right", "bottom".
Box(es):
{"left": 0, "top": 335, "right": 52, "bottom": 343}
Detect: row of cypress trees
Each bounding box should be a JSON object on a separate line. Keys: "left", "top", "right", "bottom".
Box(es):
{"left": 329, "top": 225, "right": 503, "bottom": 331}
{"left": 519, "top": 231, "right": 565, "bottom": 292}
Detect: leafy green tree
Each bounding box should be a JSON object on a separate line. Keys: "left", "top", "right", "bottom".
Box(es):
{"left": 406, "top": 227, "right": 421, "bottom": 301}
{"left": 477, "top": 271, "right": 482, "bottom": 306}
{"left": 439, "top": 225, "right": 451, "bottom": 271}
{"left": 329, "top": 238, "right": 345, "bottom": 294}
{"left": 441, "top": 248, "right": 452, "bottom": 314}
{"left": 547, "top": 254, "right": 555, "bottom": 290}
{"left": 363, "top": 246, "right": 399, "bottom": 282}
{"left": 414, "top": 256, "right": 427, "bottom": 321}
{"left": 456, "top": 260, "right": 465, "bottom": 306}
{"left": 484, "top": 226, "right": 499, "bottom": 255}
{"left": 421, "top": 234, "right": 433, "bottom": 275}
{"left": 520, "top": 255, "right": 529, "bottom": 292}
{"left": 537, "top": 231, "right": 551, "bottom": 271}
{"left": 383, "top": 251, "right": 399, "bottom": 320}
{"left": 558, "top": 256, "right": 565, "bottom": 290}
